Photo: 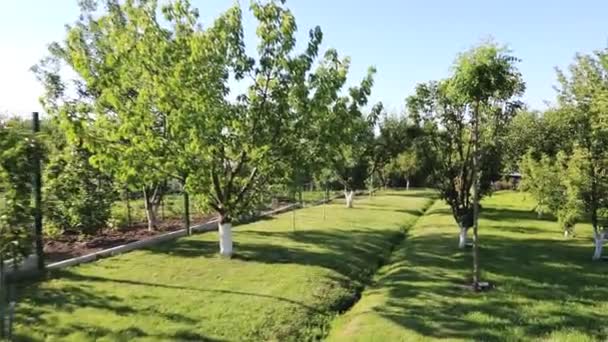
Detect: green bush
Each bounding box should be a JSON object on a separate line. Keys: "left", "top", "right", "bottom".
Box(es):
{"left": 44, "top": 147, "right": 117, "bottom": 235}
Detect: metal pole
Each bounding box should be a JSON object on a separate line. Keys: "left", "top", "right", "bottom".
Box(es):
{"left": 184, "top": 190, "right": 191, "bottom": 236}
{"left": 32, "top": 112, "right": 44, "bottom": 271}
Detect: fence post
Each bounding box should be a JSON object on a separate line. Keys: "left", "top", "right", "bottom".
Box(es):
{"left": 182, "top": 178, "right": 191, "bottom": 236}
{"left": 32, "top": 112, "right": 44, "bottom": 271}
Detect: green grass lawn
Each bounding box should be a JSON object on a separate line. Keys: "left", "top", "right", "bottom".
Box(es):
{"left": 327, "top": 191, "right": 608, "bottom": 342}
{"left": 14, "top": 190, "right": 433, "bottom": 341}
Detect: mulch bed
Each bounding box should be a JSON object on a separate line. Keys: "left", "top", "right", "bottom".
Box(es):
{"left": 44, "top": 215, "right": 216, "bottom": 263}
{"left": 43, "top": 200, "right": 298, "bottom": 264}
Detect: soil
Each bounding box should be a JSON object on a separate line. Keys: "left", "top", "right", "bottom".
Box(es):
{"left": 44, "top": 215, "right": 216, "bottom": 263}
{"left": 43, "top": 200, "right": 299, "bottom": 264}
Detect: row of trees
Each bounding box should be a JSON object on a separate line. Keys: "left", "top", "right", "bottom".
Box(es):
{"left": 26, "top": 0, "right": 421, "bottom": 257}
{"left": 410, "top": 43, "right": 608, "bottom": 291}
{"left": 9, "top": 1, "right": 603, "bottom": 291}
{"left": 515, "top": 48, "right": 608, "bottom": 260}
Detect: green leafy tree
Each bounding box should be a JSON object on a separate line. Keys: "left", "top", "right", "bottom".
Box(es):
{"left": 554, "top": 48, "right": 608, "bottom": 260}
{"left": 409, "top": 81, "right": 480, "bottom": 249}
{"left": 504, "top": 110, "right": 542, "bottom": 172}
{"left": 319, "top": 76, "right": 382, "bottom": 208}
{"left": 372, "top": 114, "right": 420, "bottom": 188}
{"left": 183, "top": 1, "right": 377, "bottom": 254}
{"left": 34, "top": 0, "right": 236, "bottom": 232}
{"left": 447, "top": 41, "right": 525, "bottom": 289}
{"left": 389, "top": 149, "right": 418, "bottom": 190}
{"left": 557, "top": 151, "right": 584, "bottom": 238}
{"left": 410, "top": 42, "right": 525, "bottom": 289}
{"left": 519, "top": 152, "right": 563, "bottom": 219}
{"left": 505, "top": 109, "right": 573, "bottom": 173}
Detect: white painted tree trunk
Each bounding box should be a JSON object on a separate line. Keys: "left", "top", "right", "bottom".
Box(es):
{"left": 592, "top": 230, "right": 604, "bottom": 261}
{"left": 144, "top": 205, "right": 158, "bottom": 232}
{"left": 406, "top": 179, "right": 410, "bottom": 191}
{"left": 344, "top": 190, "right": 354, "bottom": 208}
{"left": 458, "top": 226, "right": 468, "bottom": 249}
{"left": 219, "top": 222, "right": 233, "bottom": 257}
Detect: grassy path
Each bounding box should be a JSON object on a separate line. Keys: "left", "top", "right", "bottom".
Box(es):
{"left": 14, "top": 190, "right": 433, "bottom": 341}
{"left": 327, "top": 191, "right": 608, "bottom": 342}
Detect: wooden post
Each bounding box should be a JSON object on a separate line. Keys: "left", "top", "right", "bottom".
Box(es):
{"left": 32, "top": 112, "right": 44, "bottom": 271}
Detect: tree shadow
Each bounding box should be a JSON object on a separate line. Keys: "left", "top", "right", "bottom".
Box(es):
{"left": 482, "top": 207, "right": 556, "bottom": 222}
{"left": 12, "top": 274, "right": 221, "bottom": 341}
{"left": 48, "top": 271, "right": 326, "bottom": 314}
{"left": 146, "top": 228, "right": 407, "bottom": 288}
{"left": 346, "top": 205, "right": 427, "bottom": 216}
{"left": 380, "top": 190, "right": 438, "bottom": 199}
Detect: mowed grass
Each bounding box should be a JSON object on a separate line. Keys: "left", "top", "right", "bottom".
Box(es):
{"left": 14, "top": 190, "right": 433, "bottom": 341}
{"left": 327, "top": 191, "right": 608, "bottom": 342}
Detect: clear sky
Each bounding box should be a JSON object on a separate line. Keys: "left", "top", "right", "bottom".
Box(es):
{"left": 1, "top": 0, "right": 608, "bottom": 116}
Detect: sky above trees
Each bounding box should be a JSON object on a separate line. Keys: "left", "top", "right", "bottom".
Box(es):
{"left": 1, "top": 0, "right": 608, "bottom": 116}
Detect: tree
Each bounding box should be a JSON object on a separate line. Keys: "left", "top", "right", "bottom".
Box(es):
{"left": 554, "top": 48, "right": 608, "bottom": 259}
{"left": 183, "top": 1, "right": 378, "bottom": 254}
{"left": 409, "top": 81, "right": 481, "bottom": 249}
{"left": 318, "top": 71, "right": 382, "bottom": 208}
{"left": 519, "top": 152, "right": 562, "bottom": 218}
{"left": 503, "top": 110, "right": 542, "bottom": 172}
{"left": 372, "top": 113, "right": 420, "bottom": 188}
{"left": 284, "top": 47, "right": 381, "bottom": 210}
{"left": 504, "top": 109, "right": 572, "bottom": 173}
{"left": 390, "top": 149, "right": 418, "bottom": 190}
{"left": 519, "top": 150, "right": 584, "bottom": 237}
{"left": 34, "top": 0, "right": 235, "bottom": 232}
{"left": 410, "top": 42, "right": 525, "bottom": 289}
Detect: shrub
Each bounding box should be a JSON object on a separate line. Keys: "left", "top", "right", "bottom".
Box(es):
{"left": 44, "top": 147, "right": 117, "bottom": 235}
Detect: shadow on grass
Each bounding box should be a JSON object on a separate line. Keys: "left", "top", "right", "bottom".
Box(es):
{"left": 381, "top": 190, "right": 438, "bottom": 199}
{"left": 367, "top": 221, "right": 608, "bottom": 341}
{"left": 482, "top": 207, "right": 556, "bottom": 222}
{"left": 147, "top": 228, "right": 408, "bottom": 287}
{"left": 48, "top": 270, "right": 327, "bottom": 314}
{"left": 13, "top": 279, "right": 223, "bottom": 341}
{"left": 345, "top": 205, "right": 427, "bottom": 216}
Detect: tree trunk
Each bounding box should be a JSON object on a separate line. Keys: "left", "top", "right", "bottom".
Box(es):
{"left": 344, "top": 190, "right": 354, "bottom": 208}
{"left": 144, "top": 205, "right": 157, "bottom": 232}
{"left": 143, "top": 185, "right": 162, "bottom": 231}
{"left": 592, "top": 228, "right": 604, "bottom": 261}
{"left": 406, "top": 178, "right": 410, "bottom": 191}
{"left": 471, "top": 102, "right": 481, "bottom": 289}
{"left": 218, "top": 217, "right": 233, "bottom": 257}
{"left": 458, "top": 225, "right": 468, "bottom": 249}
{"left": 125, "top": 188, "right": 132, "bottom": 228}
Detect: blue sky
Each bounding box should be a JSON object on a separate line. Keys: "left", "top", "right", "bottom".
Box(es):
{"left": 1, "top": 0, "right": 607, "bottom": 116}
